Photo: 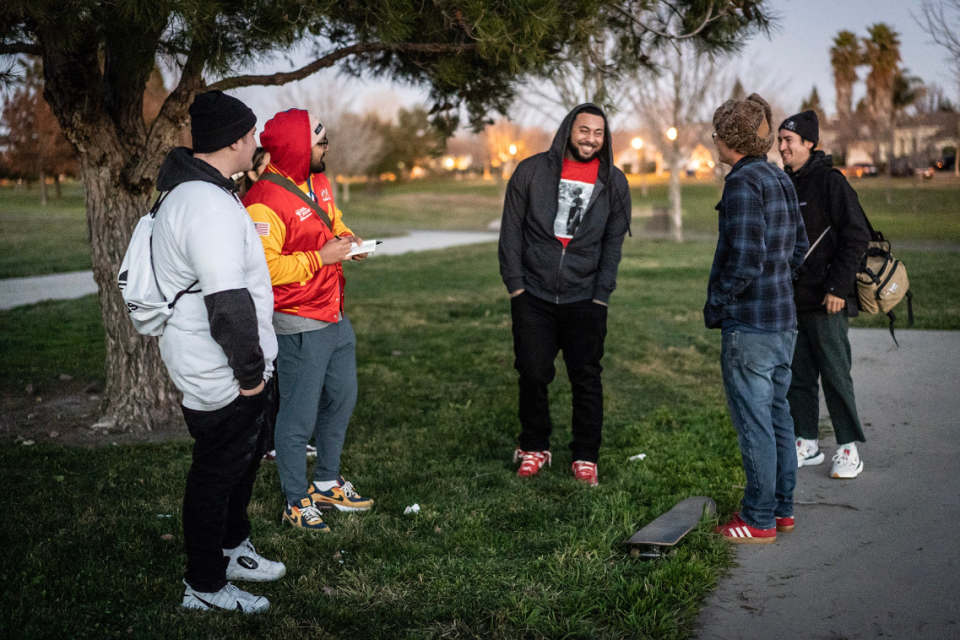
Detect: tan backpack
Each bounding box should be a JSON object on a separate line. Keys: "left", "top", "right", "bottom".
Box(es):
{"left": 856, "top": 228, "right": 914, "bottom": 346}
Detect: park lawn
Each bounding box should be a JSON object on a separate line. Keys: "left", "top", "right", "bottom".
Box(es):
{"left": 0, "top": 181, "right": 91, "bottom": 278}
{"left": 632, "top": 175, "right": 960, "bottom": 244}
{"left": 2, "top": 175, "right": 958, "bottom": 279}
{"left": 2, "top": 238, "right": 960, "bottom": 639}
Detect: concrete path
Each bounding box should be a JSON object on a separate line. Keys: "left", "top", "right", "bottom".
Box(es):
{"left": 0, "top": 230, "right": 499, "bottom": 310}
{"left": 0, "top": 271, "right": 101, "bottom": 310}
{"left": 695, "top": 329, "right": 960, "bottom": 640}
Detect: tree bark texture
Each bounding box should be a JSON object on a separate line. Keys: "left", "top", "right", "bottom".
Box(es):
{"left": 80, "top": 157, "right": 184, "bottom": 431}
{"left": 39, "top": 36, "right": 201, "bottom": 432}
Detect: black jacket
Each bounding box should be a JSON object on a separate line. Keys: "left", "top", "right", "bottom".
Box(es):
{"left": 786, "top": 151, "right": 871, "bottom": 316}
{"left": 498, "top": 104, "right": 631, "bottom": 304}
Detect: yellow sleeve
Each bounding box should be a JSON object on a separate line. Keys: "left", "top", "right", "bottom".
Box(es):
{"left": 330, "top": 205, "right": 353, "bottom": 238}
{"left": 246, "top": 203, "right": 323, "bottom": 286}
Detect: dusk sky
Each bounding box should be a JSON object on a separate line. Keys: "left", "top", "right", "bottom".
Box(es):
{"left": 235, "top": 0, "right": 956, "bottom": 132}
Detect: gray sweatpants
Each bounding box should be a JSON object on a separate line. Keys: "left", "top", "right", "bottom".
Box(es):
{"left": 275, "top": 316, "right": 358, "bottom": 505}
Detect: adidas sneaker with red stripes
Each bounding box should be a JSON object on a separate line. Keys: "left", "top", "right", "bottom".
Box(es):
{"left": 715, "top": 513, "right": 777, "bottom": 544}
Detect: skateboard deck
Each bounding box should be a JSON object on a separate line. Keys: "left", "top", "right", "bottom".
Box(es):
{"left": 625, "top": 496, "right": 716, "bottom": 559}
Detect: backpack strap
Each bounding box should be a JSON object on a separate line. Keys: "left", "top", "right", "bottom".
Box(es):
{"left": 257, "top": 172, "right": 333, "bottom": 231}
{"left": 150, "top": 187, "right": 200, "bottom": 306}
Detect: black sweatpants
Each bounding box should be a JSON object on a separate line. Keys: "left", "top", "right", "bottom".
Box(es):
{"left": 511, "top": 292, "right": 607, "bottom": 463}
{"left": 788, "top": 310, "right": 865, "bottom": 445}
{"left": 181, "top": 389, "right": 269, "bottom": 592}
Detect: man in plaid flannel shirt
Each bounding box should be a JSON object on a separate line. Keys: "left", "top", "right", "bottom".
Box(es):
{"left": 706, "top": 94, "right": 809, "bottom": 544}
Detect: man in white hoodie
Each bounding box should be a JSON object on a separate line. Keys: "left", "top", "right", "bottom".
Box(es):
{"left": 151, "top": 90, "right": 283, "bottom": 613}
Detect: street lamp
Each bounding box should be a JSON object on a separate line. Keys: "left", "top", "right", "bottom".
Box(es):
{"left": 666, "top": 127, "right": 677, "bottom": 141}
{"left": 508, "top": 144, "right": 517, "bottom": 156}
{"left": 631, "top": 137, "right": 643, "bottom": 150}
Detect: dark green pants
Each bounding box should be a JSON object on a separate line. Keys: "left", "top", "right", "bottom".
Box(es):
{"left": 788, "top": 311, "right": 865, "bottom": 445}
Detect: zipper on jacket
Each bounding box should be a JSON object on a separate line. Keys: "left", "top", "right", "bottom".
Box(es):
{"left": 555, "top": 246, "right": 566, "bottom": 303}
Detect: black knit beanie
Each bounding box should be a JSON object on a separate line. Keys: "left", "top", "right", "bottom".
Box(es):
{"left": 189, "top": 91, "right": 257, "bottom": 153}
{"left": 779, "top": 110, "right": 819, "bottom": 147}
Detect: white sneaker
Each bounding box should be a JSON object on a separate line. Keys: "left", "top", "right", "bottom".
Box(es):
{"left": 796, "top": 438, "right": 825, "bottom": 468}
{"left": 224, "top": 538, "right": 286, "bottom": 582}
{"left": 831, "top": 445, "right": 863, "bottom": 479}
{"left": 181, "top": 580, "right": 270, "bottom": 613}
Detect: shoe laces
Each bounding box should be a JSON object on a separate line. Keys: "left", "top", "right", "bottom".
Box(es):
{"left": 572, "top": 460, "right": 597, "bottom": 475}
{"left": 832, "top": 449, "right": 857, "bottom": 466}
{"left": 339, "top": 478, "right": 359, "bottom": 499}
{"left": 514, "top": 449, "right": 551, "bottom": 466}
{"left": 300, "top": 504, "right": 324, "bottom": 523}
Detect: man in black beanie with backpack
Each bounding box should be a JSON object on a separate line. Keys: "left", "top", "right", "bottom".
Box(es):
{"left": 151, "top": 90, "right": 286, "bottom": 612}
{"left": 778, "top": 110, "right": 871, "bottom": 480}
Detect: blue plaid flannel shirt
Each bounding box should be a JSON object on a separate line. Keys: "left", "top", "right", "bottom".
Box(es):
{"left": 704, "top": 156, "right": 808, "bottom": 331}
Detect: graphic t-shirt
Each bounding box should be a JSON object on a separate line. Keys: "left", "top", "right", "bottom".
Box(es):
{"left": 555, "top": 157, "right": 600, "bottom": 247}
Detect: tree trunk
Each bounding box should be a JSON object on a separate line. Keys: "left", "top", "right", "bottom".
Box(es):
{"left": 79, "top": 154, "right": 184, "bottom": 432}
{"left": 343, "top": 179, "right": 350, "bottom": 204}
{"left": 54, "top": 174, "right": 62, "bottom": 199}
{"left": 669, "top": 142, "right": 683, "bottom": 242}
{"left": 956, "top": 112, "right": 959, "bottom": 178}
{"left": 836, "top": 80, "right": 853, "bottom": 122}
{"left": 40, "top": 171, "right": 48, "bottom": 206}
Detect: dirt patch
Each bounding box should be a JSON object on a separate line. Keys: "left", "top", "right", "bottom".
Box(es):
{"left": 0, "top": 381, "right": 188, "bottom": 448}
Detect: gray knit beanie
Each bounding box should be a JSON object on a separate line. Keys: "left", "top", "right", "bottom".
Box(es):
{"left": 712, "top": 93, "right": 775, "bottom": 157}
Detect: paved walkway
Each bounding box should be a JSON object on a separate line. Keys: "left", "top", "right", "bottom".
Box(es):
{"left": 695, "top": 329, "right": 960, "bottom": 640}
{"left": 0, "top": 230, "right": 499, "bottom": 310}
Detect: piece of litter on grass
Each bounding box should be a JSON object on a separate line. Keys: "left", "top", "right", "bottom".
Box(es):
{"left": 22, "top": 440, "right": 34, "bottom": 446}
{"left": 628, "top": 453, "right": 647, "bottom": 461}
{"left": 322, "top": 586, "right": 336, "bottom": 596}
{"left": 332, "top": 551, "right": 342, "bottom": 561}
{"left": 403, "top": 504, "right": 420, "bottom": 515}
{"left": 160, "top": 534, "right": 173, "bottom": 541}
{"left": 157, "top": 514, "right": 172, "bottom": 518}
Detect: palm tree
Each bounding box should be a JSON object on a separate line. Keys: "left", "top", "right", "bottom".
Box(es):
{"left": 864, "top": 23, "right": 902, "bottom": 131}
{"left": 831, "top": 30, "right": 861, "bottom": 121}
{"left": 864, "top": 23, "right": 902, "bottom": 202}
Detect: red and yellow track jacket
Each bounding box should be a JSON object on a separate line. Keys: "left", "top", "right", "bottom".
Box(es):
{"left": 244, "top": 109, "right": 352, "bottom": 322}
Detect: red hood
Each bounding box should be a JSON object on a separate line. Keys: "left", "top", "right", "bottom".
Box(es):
{"left": 260, "top": 109, "right": 312, "bottom": 184}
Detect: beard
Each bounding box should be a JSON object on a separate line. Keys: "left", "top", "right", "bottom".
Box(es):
{"left": 567, "top": 138, "right": 601, "bottom": 163}
{"left": 310, "top": 157, "right": 326, "bottom": 173}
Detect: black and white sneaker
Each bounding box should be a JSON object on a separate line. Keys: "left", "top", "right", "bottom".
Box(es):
{"left": 796, "top": 438, "right": 825, "bottom": 468}
{"left": 181, "top": 580, "right": 270, "bottom": 613}
{"left": 224, "top": 538, "right": 286, "bottom": 582}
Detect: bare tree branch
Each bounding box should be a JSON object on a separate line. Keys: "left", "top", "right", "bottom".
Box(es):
{"left": 612, "top": 1, "right": 728, "bottom": 41}
{"left": 0, "top": 41, "right": 40, "bottom": 56}
{"left": 208, "top": 41, "right": 477, "bottom": 91}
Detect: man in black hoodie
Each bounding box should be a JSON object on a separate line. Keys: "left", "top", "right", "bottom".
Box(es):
{"left": 778, "top": 111, "right": 871, "bottom": 480}
{"left": 498, "top": 104, "right": 631, "bottom": 486}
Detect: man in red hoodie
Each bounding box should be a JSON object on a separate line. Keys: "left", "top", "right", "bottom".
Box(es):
{"left": 244, "top": 109, "right": 374, "bottom": 533}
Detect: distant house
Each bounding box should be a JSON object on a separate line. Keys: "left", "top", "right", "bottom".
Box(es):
{"left": 820, "top": 111, "right": 958, "bottom": 168}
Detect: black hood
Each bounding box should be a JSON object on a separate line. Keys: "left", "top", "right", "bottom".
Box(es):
{"left": 156, "top": 147, "right": 238, "bottom": 193}
{"left": 549, "top": 103, "right": 613, "bottom": 179}
{"left": 785, "top": 149, "right": 833, "bottom": 180}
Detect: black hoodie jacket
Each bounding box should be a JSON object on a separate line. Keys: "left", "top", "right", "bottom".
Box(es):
{"left": 786, "top": 150, "right": 871, "bottom": 316}
{"left": 155, "top": 147, "right": 266, "bottom": 391}
{"left": 498, "top": 104, "right": 631, "bottom": 305}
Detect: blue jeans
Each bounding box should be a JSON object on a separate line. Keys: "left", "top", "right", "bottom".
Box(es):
{"left": 275, "top": 317, "right": 358, "bottom": 505}
{"left": 720, "top": 328, "right": 798, "bottom": 529}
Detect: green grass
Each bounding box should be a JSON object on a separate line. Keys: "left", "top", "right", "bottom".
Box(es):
{"left": 630, "top": 175, "right": 960, "bottom": 244}
{"left": 2, "top": 175, "right": 958, "bottom": 280}
{"left": 2, "top": 238, "right": 960, "bottom": 639}
{"left": 0, "top": 182, "right": 91, "bottom": 278}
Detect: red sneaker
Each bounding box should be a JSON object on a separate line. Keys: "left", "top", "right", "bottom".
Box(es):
{"left": 776, "top": 516, "right": 795, "bottom": 533}
{"left": 571, "top": 460, "right": 598, "bottom": 486}
{"left": 514, "top": 449, "right": 551, "bottom": 477}
{"left": 715, "top": 513, "right": 776, "bottom": 544}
